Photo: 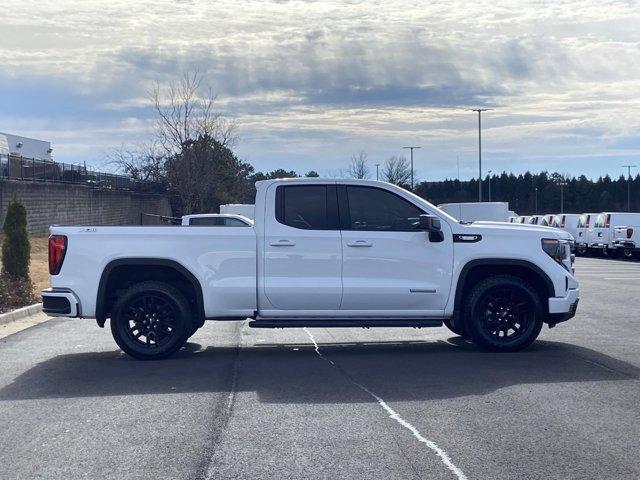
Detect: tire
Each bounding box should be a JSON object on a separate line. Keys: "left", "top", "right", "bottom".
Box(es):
{"left": 188, "top": 324, "right": 200, "bottom": 338}
{"left": 464, "top": 275, "right": 543, "bottom": 352}
{"left": 575, "top": 244, "right": 588, "bottom": 256}
{"left": 443, "top": 318, "right": 468, "bottom": 338}
{"left": 110, "top": 281, "right": 193, "bottom": 360}
{"left": 621, "top": 248, "right": 635, "bottom": 260}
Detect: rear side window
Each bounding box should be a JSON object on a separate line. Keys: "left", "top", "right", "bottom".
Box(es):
{"left": 189, "top": 217, "right": 248, "bottom": 226}
{"left": 344, "top": 186, "right": 423, "bottom": 231}
{"left": 275, "top": 185, "right": 338, "bottom": 230}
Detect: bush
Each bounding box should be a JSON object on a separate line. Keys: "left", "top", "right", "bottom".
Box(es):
{"left": 0, "top": 272, "right": 35, "bottom": 314}
{"left": 1, "top": 197, "right": 30, "bottom": 279}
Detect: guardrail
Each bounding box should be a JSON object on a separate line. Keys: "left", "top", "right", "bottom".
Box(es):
{"left": 0, "top": 154, "right": 134, "bottom": 190}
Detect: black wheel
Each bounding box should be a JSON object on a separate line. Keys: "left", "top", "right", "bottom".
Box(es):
{"left": 110, "top": 281, "right": 193, "bottom": 360}
{"left": 575, "top": 244, "right": 588, "bottom": 256}
{"left": 464, "top": 275, "right": 543, "bottom": 352}
{"left": 443, "top": 318, "right": 468, "bottom": 338}
{"left": 621, "top": 248, "right": 635, "bottom": 260}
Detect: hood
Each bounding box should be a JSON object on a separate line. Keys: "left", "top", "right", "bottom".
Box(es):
{"left": 460, "top": 221, "right": 573, "bottom": 241}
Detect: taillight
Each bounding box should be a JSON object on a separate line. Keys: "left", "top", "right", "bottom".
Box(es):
{"left": 585, "top": 216, "right": 590, "bottom": 228}
{"left": 561, "top": 215, "right": 566, "bottom": 228}
{"left": 48, "top": 235, "right": 67, "bottom": 275}
{"left": 628, "top": 228, "right": 634, "bottom": 239}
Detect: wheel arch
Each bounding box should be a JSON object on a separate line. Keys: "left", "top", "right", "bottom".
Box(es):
{"left": 453, "top": 259, "right": 555, "bottom": 321}
{"left": 96, "top": 258, "right": 205, "bottom": 327}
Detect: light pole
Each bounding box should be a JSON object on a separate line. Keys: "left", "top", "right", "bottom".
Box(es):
{"left": 622, "top": 165, "right": 637, "bottom": 211}
{"left": 487, "top": 170, "right": 493, "bottom": 202}
{"left": 535, "top": 187, "right": 538, "bottom": 214}
{"left": 402, "top": 146, "right": 421, "bottom": 190}
{"left": 558, "top": 179, "right": 567, "bottom": 214}
{"left": 375, "top": 163, "right": 380, "bottom": 181}
{"left": 470, "top": 108, "right": 490, "bottom": 201}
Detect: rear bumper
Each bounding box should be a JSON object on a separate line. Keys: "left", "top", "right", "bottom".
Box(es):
{"left": 41, "top": 288, "right": 80, "bottom": 317}
{"left": 612, "top": 240, "right": 637, "bottom": 250}
{"left": 547, "top": 288, "right": 579, "bottom": 324}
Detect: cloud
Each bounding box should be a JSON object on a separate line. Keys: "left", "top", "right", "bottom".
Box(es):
{"left": 0, "top": 0, "right": 639, "bottom": 179}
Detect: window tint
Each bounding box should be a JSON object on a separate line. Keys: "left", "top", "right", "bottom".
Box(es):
{"left": 345, "top": 186, "right": 423, "bottom": 231}
{"left": 276, "top": 185, "right": 337, "bottom": 230}
{"left": 224, "top": 218, "right": 248, "bottom": 226}
{"left": 190, "top": 217, "right": 225, "bottom": 226}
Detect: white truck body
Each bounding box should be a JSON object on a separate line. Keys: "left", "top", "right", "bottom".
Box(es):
{"left": 219, "top": 203, "right": 255, "bottom": 220}
{"left": 552, "top": 214, "right": 580, "bottom": 240}
{"left": 574, "top": 213, "right": 598, "bottom": 254}
{"left": 43, "top": 179, "right": 579, "bottom": 358}
{"left": 437, "top": 202, "right": 513, "bottom": 223}
{"left": 588, "top": 213, "right": 640, "bottom": 253}
{"left": 611, "top": 215, "right": 640, "bottom": 258}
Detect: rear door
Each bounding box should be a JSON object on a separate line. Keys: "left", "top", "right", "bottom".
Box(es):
{"left": 262, "top": 183, "right": 342, "bottom": 310}
{"left": 338, "top": 184, "right": 453, "bottom": 315}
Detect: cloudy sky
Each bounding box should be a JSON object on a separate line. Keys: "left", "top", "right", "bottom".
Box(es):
{"left": 1, "top": 0, "right": 639, "bottom": 180}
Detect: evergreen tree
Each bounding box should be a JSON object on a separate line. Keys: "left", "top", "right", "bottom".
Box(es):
{"left": 1, "top": 196, "right": 31, "bottom": 279}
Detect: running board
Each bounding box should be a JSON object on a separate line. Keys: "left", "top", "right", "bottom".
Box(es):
{"left": 249, "top": 319, "right": 444, "bottom": 329}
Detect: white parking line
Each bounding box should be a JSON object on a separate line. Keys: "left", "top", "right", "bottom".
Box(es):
{"left": 303, "top": 328, "right": 468, "bottom": 480}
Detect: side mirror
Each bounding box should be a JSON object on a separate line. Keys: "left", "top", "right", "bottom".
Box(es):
{"left": 419, "top": 215, "right": 444, "bottom": 242}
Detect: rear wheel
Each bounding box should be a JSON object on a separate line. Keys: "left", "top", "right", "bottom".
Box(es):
{"left": 110, "top": 281, "right": 193, "bottom": 360}
{"left": 464, "top": 275, "right": 543, "bottom": 352}
{"left": 575, "top": 244, "right": 588, "bottom": 256}
{"left": 621, "top": 248, "right": 635, "bottom": 260}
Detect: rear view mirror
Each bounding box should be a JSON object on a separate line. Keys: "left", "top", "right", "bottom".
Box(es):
{"left": 419, "top": 215, "right": 444, "bottom": 242}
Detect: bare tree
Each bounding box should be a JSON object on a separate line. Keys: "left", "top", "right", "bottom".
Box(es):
{"left": 151, "top": 70, "right": 237, "bottom": 154}
{"left": 382, "top": 155, "right": 411, "bottom": 187}
{"left": 110, "top": 142, "right": 166, "bottom": 186}
{"left": 348, "top": 151, "right": 370, "bottom": 179}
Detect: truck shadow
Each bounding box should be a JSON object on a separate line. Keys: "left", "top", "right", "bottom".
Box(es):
{"left": 0, "top": 338, "right": 637, "bottom": 404}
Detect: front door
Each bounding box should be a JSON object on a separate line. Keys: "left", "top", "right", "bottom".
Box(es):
{"left": 262, "top": 183, "right": 342, "bottom": 311}
{"left": 339, "top": 185, "right": 453, "bottom": 315}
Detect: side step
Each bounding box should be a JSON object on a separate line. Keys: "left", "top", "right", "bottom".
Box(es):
{"left": 249, "top": 319, "right": 444, "bottom": 329}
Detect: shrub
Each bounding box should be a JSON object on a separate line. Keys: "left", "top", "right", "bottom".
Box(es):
{"left": 0, "top": 272, "right": 35, "bottom": 314}
{"left": 1, "top": 196, "right": 30, "bottom": 279}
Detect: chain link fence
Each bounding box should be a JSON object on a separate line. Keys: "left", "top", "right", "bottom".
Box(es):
{"left": 0, "top": 154, "right": 134, "bottom": 190}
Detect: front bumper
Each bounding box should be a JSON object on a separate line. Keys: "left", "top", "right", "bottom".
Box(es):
{"left": 41, "top": 288, "right": 80, "bottom": 317}
{"left": 547, "top": 288, "right": 579, "bottom": 325}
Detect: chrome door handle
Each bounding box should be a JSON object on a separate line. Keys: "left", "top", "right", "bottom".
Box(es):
{"left": 270, "top": 239, "right": 296, "bottom": 246}
{"left": 346, "top": 240, "right": 372, "bottom": 247}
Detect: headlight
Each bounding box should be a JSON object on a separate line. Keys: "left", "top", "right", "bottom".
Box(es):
{"left": 541, "top": 238, "right": 571, "bottom": 271}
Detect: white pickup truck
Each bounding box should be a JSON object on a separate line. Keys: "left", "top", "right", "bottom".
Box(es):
{"left": 42, "top": 179, "right": 579, "bottom": 359}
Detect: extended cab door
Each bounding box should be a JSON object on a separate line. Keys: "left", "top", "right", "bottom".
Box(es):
{"left": 262, "top": 182, "right": 342, "bottom": 311}
{"left": 338, "top": 184, "right": 453, "bottom": 315}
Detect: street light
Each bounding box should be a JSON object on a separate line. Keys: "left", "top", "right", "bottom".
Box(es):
{"left": 469, "top": 108, "right": 491, "bottom": 201}
{"left": 535, "top": 187, "right": 538, "bottom": 214}
{"left": 487, "top": 170, "right": 493, "bottom": 202}
{"left": 557, "top": 179, "right": 568, "bottom": 214}
{"left": 402, "top": 146, "right": 421, "bottom": 190}
{"left": 375, "top": 163, "right": 380, "bottom": 181}
{"left": 622, "top": 165, "right": 637, "bottom": 211}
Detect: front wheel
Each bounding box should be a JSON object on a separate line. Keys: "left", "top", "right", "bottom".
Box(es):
{"left": 621, "top": 248, "right": 635, "bottom": 260}
{"left": 575, "top": 244, "right": 588, "bottom": 256}
{"left": 464, "top": 275, "right": 543, "bottom": 352}
{"left": 110, "top": 281, "right": 193, "bottom": 360}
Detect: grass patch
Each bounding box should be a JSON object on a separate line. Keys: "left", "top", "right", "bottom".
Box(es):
{"left": 0, "top": 235, "right": 49, "bottom": 301}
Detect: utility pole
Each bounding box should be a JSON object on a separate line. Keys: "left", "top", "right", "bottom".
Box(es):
{"left": 470, "top": 108, "right": 490, "bottom": 202}
{"left": 622, "top": 165, "right": 637, "bottom": 212}
{"left": 402, "top": 146, "right": 421, "bottom": 190}
{"left": 487, "top": 170, "right": 493, "bottom": 202}
{"left": 535, "top": 187, "right": 538, "bottom": 214}
{"left": 375, "top": 163, "right": 380, "bottom": 181}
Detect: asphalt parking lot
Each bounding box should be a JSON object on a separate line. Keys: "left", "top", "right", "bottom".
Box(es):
{"left": 0, "top": 256, "right": 639, "bottom": 479}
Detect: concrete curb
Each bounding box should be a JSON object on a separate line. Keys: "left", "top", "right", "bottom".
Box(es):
{"left": 0, "top": 303, "right": 43, "bottom": 326}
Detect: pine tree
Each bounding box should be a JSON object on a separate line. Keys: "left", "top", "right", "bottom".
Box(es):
{"left": 1, "top": 196, "right": 31, "bottom": 279}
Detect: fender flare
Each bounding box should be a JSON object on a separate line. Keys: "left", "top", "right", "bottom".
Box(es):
{"left": 95, "top": 258, "right": 205, "bottom": 327}
{"left": 452, "top": 258, "right": 556, "bottom": 318}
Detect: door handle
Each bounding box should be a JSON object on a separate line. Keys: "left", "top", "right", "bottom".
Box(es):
{"left": 270, "top": 239, "right": 296, "bottom": 246}
{"left": 346, "top": 240, "right": 372, "bottom": 247}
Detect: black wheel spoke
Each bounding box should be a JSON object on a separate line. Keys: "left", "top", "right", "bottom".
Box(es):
{"left": 478, "top": 285, "right": 533, "bottom": 342}
{"left": 122, "top": 293, "right": 177, "bottom": 349}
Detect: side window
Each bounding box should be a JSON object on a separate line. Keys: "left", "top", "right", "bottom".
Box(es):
{"left": 223, "top": 218, "right": 248, "bottom": 226}
{"left": 275, "top": 185, "right": 338, "bottom": 230}
{"left": 345, "top": 186, "right": 423, "bottom": 231}
{"left": 190, "top": 217, "right": 225, "bottom": 226}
